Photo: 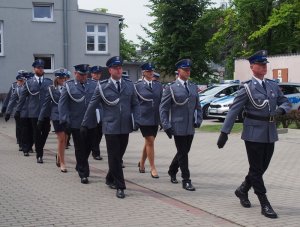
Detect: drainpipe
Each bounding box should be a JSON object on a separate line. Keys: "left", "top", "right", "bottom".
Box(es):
{"left": 63, "top": 0, "right": 68, "bottom": 68}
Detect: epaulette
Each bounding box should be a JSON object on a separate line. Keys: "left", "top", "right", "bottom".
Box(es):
{"left": 66, "top": 79, "right": 74, "bottom": 83}
{"left": 123, "top": 78, "right": 132, "bottom": 82}
{"left": 265, "top": 78, "right": 277, "bottom": 83}
{"left": 189, "top": 81, "right": 197, "bottom": 85}
{"left": 242, "top": 80, "right": 251, "bottom": 84}
{"left": 100, "top": 79, "right": 108, "bottom": 84}
{"left": 153, "top": 80, "right": 161, "bottom": 84}
{"left": 134, "top": 80, "right": 143, "bottom": 84}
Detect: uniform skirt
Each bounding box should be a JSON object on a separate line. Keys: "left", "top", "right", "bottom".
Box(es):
{"left": 52, "top": 120, "right": 65, "bottom": 133}
{"left": 140, "top": 125, "right": 159, "bottom": 138}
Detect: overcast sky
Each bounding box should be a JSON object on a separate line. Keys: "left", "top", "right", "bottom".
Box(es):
{"left": 78, "top": 0, "right": 224, "bottom": 44}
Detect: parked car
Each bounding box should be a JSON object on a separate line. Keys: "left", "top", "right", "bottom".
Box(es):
{"left": 207, "top": 82, "right": 300, "bottom": 121}
{"left": 199, "top": 83, "right": 240, "bottom": 118}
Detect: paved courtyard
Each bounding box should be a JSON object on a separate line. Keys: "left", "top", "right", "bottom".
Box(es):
{"left": 0, "top": 118, "right": 299, "bottom": 227}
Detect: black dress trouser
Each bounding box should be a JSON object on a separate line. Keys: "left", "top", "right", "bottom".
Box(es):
{"left": 105, "top": 134, "right": 129, "bottom": 189}
{"left": 14, "top": 116, "right": 22, "bottom": 145}
{"left": 91, "top": 123, "right": 103, "bottom": 157}
{"left": 244, "top": 141, "right": 274, "bottom": 195}
{"left": 30, "top": 117, "right": 51, "bottom": 158}
{"left": 168, "top": 135, "right": 194, "bottom": 183}
{"left": 72, "top": 128, "right": 94, "bottom": 178}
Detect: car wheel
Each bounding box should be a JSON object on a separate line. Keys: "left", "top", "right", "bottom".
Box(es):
{"left": 203, "top": 104, "right": 209, "bottom": 119}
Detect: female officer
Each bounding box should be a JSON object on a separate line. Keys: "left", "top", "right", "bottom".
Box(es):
{"left": 38, "top": 68, "right": 68, "bottom": 172}
{"left": 134, "top": 63, "right": 163, "bottom": 178}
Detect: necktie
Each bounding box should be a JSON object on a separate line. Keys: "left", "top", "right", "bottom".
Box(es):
{"left": 116, "top": 81, "right": 121, "bottom": 92}
{"left": 184, "top": 82, "right": 189, "bottom": 93}
{"left": 149, "top": 82, "right": 152, "bottom": 90}
{"left": 38, "top": 77, "right": 42, "bottom": 86}
{"left": 81, "top": 83, "right": 85, "bottom": 90}
{"left": 262, "top": 81, "right": 266, "bottom": 91}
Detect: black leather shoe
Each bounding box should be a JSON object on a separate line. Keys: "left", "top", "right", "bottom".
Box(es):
{"left": 81, "top": 177, "right": 89, "bottom": 184}
{"left": 150, "top": 170, "right": 159, "bottom": 178}
{"left": 106, "top": 182, "right": 117, "bottom": 189}
{"left": 235, "top": 188, "right": 251, "bottom": 208}
{"left": 138, "top": 162, "right": 145, "bottom": 173}
{"left": 37, "top": 157, "right": 43, "bottom": 164}
{"left": 19, "top": 146, "right": 23, "bottom": 151}
{"left": 261, "top": 204, "right": 278, "bottom": 219}
{"left": 116, "top": 189, "right": 125, "bottom": 199}
{"left": 93, "top": 155, "right": 103, "bottom": 160}
{"left": 182, "top": 182, "right": 196, "bottom": 191}
{"left": 24, "top": 152, "right": 29, "bottom": 157}
{"left": 168, "top": 173, "right": 178, "bottom": 184}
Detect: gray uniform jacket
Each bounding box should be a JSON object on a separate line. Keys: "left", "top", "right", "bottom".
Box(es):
{"left": 39, "top": 85, "right": 62, "bottom": 121}
{"left": 134, "top": 79, "right": 163, "bottom": 126}
{"left": 58, "top": 79, "right": 97, "bottom": 129}
{"left": 2, "top": 82, "right": 17, "bottom": 113}
{"left": 16, "top": 76, "right": 53, "bottom": 118}
{"left": 221, "top": 78, "right": 292, "bottom": 143}
{"left": 6, "top": 85, "right": 27, "bottom": 117}
{"left": 159, "top": 79, "right": 202, "bottom": 136}
{"left": 81, "top": 78, "right": 141, "bottom": 134}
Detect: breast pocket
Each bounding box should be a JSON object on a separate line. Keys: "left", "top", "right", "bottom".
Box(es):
{"left": 253, "top": 94, "right": 267, "bottom": 105}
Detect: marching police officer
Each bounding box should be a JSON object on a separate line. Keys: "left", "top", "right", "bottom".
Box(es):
{"left": 58, "top": 64, "right": 97, "bottom": 183}
{"left": 5, "top": 71, "right": 27, "bottom": 151}
{"left": 39, "top": 68, "right": 68, "bottom": 172}
{"left": 81, "top": 56, "right": 140, "bottom": 198}
{"left": 217, "top": 50, "right": 292, "bottom": 218}
{"left": 15, "top": 59, "right": 52, "bottom": 163}
{"left": 89, "top": 66, "right": 103, "bottom": 161}
{"left": 160, "top": 59, "right": 202, "bottom": 191}
{"left": 135, "top": 63, "right": 163, "bottom": 178}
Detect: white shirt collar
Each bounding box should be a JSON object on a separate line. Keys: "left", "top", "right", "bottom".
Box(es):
{"left": 143, "top": 78, "right": 152, "bottom": 85}
{"left": 252, "top": 76, "right": 265, "bottom": 86}
{"left": 177, "top": 77, "right": 188, "bottom": 86}
{"left": 35, "top": 75, "right": 43, "bottom": 82}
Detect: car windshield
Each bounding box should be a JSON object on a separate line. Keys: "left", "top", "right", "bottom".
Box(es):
{"left": 199, "top": 85, "right": 224, "bottom": 96}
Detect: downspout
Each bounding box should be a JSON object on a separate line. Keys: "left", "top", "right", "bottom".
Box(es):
{"left": 63, "top": 0, "right": 68, "bottom": 68}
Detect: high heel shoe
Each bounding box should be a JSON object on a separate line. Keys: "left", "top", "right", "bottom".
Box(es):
{"left": 56, "top": 154, "right": 60, "bottom": 168}
{"left": 150, "top": 170, "right": 159, "bottom": 179}
{"left": 60, "top": 168, "right": 67, "bottom": 173}
{"left": 138, "top": 162, "right": 145, "bottom": 173}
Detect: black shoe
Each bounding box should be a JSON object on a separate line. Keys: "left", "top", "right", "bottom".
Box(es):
{"left": 235, "top": 188, "right": 251, "bottom": 208}
{"left": 138, "top": 162, "right": 145, "bottom": 173}
{"left": 81, "top": 177, "right": 89, "bottom": 184}
{"left": 116, "top": 189, "right": 125, "bottom": 199}
{"left": 37, "top": 157, "right": 43, "bottom": 164}
{"left": 168, "top": 173, "right": 178, "bottom": 184}
{"left": 261, "top": 204, "right": 278, "bottom": 219}
{"left": 106, "top": 181, "right": 116, "bottom": 189}
{"left": 182, "top": 182, "right": 196, "bottom": 191}
{"left": 19, "top": 146, "right": 23, "bottom": 151}
{"left": 24, "top": 152, "right": 29, "bottom": 157}
{"left": 93, "top": 155, "right": 103, "bottom": 160}
{"left": 150, "top": 170, "right": 159, "bottom": 179}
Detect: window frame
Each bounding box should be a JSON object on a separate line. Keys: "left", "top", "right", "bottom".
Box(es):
{"left": 33, "top": 54, "right": 54, "bottom": 73}
{"left": 86, "top": 24, "right": 108, "bottom": 54}
{"left": 32, "top": 3, "right": 54, "bottom": 22}
{"left": 0, "top": 21, "right": 3, "bottom": 56}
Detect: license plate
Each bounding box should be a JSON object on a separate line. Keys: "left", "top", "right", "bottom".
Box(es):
{"left": 209, "top": 109, "right": 217, "bottom": 113}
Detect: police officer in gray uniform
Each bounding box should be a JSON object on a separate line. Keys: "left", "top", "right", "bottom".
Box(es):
{"left": 59, "top": 64, "right": 97, "bottom": 184}
{"left": 217, "top": 50, "right": 292, "bottom": 219}
{"left": 160, "top": 59, "right": 202, "bottom": 191}
{"left": 89, "top": 65, "right": 103, "bottom": 161}
{"left": 135, "top": 63, "right": 163, "bottom": 178}
{"left": 15, "top": 59, "right": 53, "bottom": 163}
{"left": 5, "top": 71, "right": 27, "bottom": 151}
{"left": 81, "top": 56, "right": 140, "bottom": 198}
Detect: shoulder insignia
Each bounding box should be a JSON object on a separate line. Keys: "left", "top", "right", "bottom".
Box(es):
{"left": 123, "top": 78, "right": 132, "bottom": 82}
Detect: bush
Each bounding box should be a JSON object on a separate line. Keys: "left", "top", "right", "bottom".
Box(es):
{"left": 275, "top": 110, "right": 300, "bottom": 129}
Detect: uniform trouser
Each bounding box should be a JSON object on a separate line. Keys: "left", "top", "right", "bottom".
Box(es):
{"left": 169, "top": 135, "right": 194, "bottom": 183}
{"left": 20, "top": 117, "right": 34, "bottom": 153}
{"left": 244, "top": 141, "right": 274, "bottom": 195}
{"left": 14, "top": 116, "right": 22, "bottom": 144}
{"left": 91, "top": 123, "right": 103, "bottom": 157}
{"left": 71, "top": 128, "right": 94, "bottom": 178}
{"left": 30, "top": 117, "right": 51, "bottom": 158}
{"left": 105, "top": 134, "right": 129, "bottom": 190}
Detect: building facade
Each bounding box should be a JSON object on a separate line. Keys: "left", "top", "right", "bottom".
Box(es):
{"left": 234, "top": 54, "right": 300, "bottom": 83}
{"left": 0, "top": 0, "right": 122, "bottom": 95}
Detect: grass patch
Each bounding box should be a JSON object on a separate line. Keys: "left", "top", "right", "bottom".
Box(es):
{"left": 199, "top": 123, "right": 243, "bottom": 133}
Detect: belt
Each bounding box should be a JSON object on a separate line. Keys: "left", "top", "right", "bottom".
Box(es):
{"left": 244, "top": 113, "right": 275, "bottom": 122}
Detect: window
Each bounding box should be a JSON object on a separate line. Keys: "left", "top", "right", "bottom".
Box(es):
{"left": 34, "top": 54, "right": 54, "bottom": 73}
{"left": 86, "top": 24, "right": 108, "bottom": 53}
{"left": 280, "top": 85, "right": 300, "bottom": 95}
{"left": 32, "top": 3, "right": 53, "bottom": 21}
{"left": 0, "top": 21, "right": 3, "bottom": 55}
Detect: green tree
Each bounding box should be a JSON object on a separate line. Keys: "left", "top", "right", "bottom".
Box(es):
{"left": 120, "top": 23, "right": 139, "bottom": 61}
